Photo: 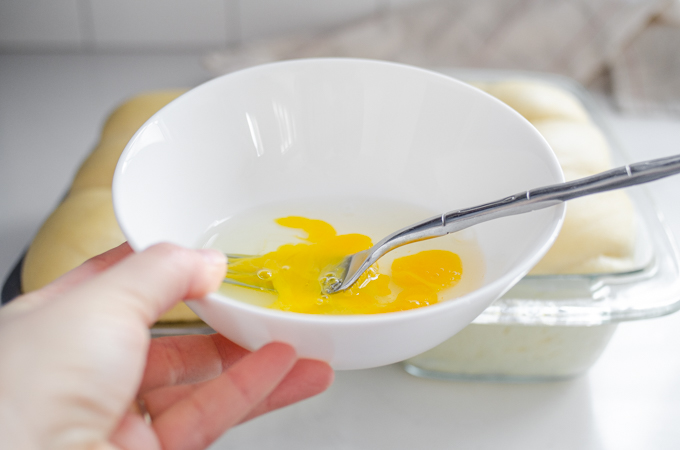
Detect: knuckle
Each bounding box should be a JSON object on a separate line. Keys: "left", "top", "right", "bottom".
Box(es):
{"left": 148, "top": 243, "right": 198, "bottom": 273}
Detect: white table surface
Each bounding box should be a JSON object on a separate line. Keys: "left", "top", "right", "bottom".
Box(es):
{"left": 1, "top": 53, "right": 679, "bottom": 450}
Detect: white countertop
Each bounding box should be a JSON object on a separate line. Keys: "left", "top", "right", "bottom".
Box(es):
{"left": 1, "top": 53, "right": 679, "bottom": 450}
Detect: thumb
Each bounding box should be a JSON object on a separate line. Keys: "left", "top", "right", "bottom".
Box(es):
{"left": 61, "top": 243, "right": 226, "bottom": 326}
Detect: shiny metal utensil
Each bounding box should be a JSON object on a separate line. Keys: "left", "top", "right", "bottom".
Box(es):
{"left": 224, "top": 253, "right": 276, "bottom": 292}
{"left": 323, "top": 153, "right": 680, "bottom": 294}
{"left": 220, "top": 154, "right": 680, "bottom": 295}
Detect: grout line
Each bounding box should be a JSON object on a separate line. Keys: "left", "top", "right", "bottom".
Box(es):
{"left": 375, "top": 0, "right": 392, "bottom": 14}
{"left": 76, "top": 0, "right": 96, "bottom": 51}
{"left": 228, "top": 0, "right": 242, "bottom": 46}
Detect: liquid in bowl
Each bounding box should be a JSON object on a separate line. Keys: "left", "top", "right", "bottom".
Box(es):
{"left": 198, "top": 197, "right": 486, "bottom": 314}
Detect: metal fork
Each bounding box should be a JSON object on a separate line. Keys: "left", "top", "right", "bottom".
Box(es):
{"left": 223, "top": 253, "right": 277, "bottom": 292}
{"left": 221, "top": 154, "right": 680, "bottom": 295}
{"left": 323, "top": 153, "right": 680, "bottom": 294}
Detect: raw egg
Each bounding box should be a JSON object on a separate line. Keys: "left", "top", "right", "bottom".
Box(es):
{"left": 226, "top": 216, "right": 463, "bottom": 314}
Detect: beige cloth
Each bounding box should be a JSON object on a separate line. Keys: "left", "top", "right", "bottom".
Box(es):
{"left": 204, "top": 0, "right": 679, "bottom": 116}
{"left": 612, "top": 2, "right": 680, "bottom": 115}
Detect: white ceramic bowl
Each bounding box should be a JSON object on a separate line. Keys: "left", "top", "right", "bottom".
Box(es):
{"left": 113, "top": 58, "right": 564, "bottom": 370}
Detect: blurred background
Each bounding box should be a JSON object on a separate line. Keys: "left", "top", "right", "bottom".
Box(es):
{"left": 3, "top": 1, "right": 679, "bottom": 271}
{"left": 1, "top": 0, "right": 679, "bottom": 113}
{"left": 2, "top": 1, "right": 680, "bottom": 449}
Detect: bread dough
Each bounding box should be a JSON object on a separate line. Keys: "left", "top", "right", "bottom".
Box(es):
{"left": 526, "top": 120, "right": 636, "bottom": 274}
{"left": 481, "top": 80, "right": 590, "bottom": 123}
{"left": 407, "top": 79, "right": 636, "bottom": 380}
{"left": 530, "top": 189, "right": 636, "bottom": 274}
{"left": 532, "top": 120, "right": 612, "bottom": 175}
{"left": 22, "top": 90, "right": 201, "bottom": 323}
{"left": 527, "top": 126, "right": 635, "bottom": 274}
{"left": 157, "top": 302, "right": 201, "bottom": 322}
{"left": 100, "top": 90, "right": 187, "bottom": 142}
{"left": 70, "top": 137, "right": 130, "bottom": 192}
{"left": 22, "top": 189, "right": 126, "bottom": 292}
{"left": 406, "top": 322, "right": 617, "bottom": 378}
{"left": 477, "top": 80, "right": 636, "bottom": 274}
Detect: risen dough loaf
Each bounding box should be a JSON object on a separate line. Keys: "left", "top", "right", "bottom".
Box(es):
{"left": 22, "top": 189, "right": 126, "bottom": 292}
{"left": 530, "top": 188, "right": 636, "bottom": 274}
{"left": 480, "top": 80, "right": 590, "bottom": 123}
{"left": 479, "top": 80, "right": 636, "bottom": 274}
{"left": 531, "top": 120, "right": 612, "bottom": 175}
{"left": 405, "top": 79, "right": 637, "bottom": 380}
{"left": 21, "top": 90, "right": 202, "bottom": 323}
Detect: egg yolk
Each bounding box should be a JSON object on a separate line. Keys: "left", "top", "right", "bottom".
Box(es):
{"left": 225, "top": 216, "right": 463, "bottom": 314}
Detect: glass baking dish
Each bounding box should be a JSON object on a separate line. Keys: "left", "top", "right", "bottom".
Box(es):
{"left": 403, "top": 69, "right": 680, "bottom": 381}
{"left": 4, "top": 69, "right": 677, "bottom": 374}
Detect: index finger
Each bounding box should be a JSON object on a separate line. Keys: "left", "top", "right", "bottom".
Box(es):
{"left": 2, "top": 243, "right": 133, "bottom": 320}
{"left": 60, "top": 243, "right": 227, "bottom": 327}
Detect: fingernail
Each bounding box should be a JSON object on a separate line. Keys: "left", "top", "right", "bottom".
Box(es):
{"left": 198, "top": 248, "right": 227, "bottom": 268}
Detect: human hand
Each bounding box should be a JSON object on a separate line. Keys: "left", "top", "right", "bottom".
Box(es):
{"left": 0, "top": 243, "right": 334, "bottom": 450}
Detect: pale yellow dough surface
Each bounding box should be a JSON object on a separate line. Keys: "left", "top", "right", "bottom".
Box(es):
{"left": 409, "top": 79, "right": 636, "bottom": 379}
{"left": 531, "top": 120, "right": 612, "bottom": 175}
{"left": 480, "top": 80, "right": 637, "bottom": 275}
{"left": 22, "top": 189, "right": 126, "bottom": 292}
{"left": 481, "top": 80, "right": 590, "bottom": 123}
{"left": 530, "top": 190, "right": 635, "bottom": 274}
{"left": 21, "top": 90, "right": 202, "bottom": 323}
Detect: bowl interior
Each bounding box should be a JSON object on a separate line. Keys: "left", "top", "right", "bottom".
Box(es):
{"left": 114, "top": 58, "right": 563, "bottom": 314}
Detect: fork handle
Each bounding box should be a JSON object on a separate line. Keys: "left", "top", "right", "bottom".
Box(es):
{"left": 331, "top": 154, "right": 680, "bottom": 294}
{"left": 441, "top": 153, "right": 680, "bottom": 233}
{"left": 371, "top": 154, "right": 680, "bottom": 259}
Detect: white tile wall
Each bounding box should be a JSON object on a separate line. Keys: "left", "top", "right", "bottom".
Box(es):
{"left": 89, "top": 0, "right": 236, "bottom": 48}
{"left": 0, "top": 0, "right": 83, "bottom": 49}
{"left": 388, "top": 0, "right": 432, "bottom": 8}
{"left": 0, "top": 0, "right": 430, "bottom": 51}
{"left": 239, "top": 0, "right": 379, "bottom": 41}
